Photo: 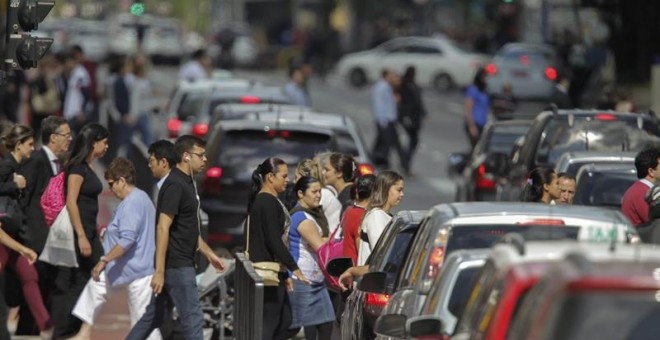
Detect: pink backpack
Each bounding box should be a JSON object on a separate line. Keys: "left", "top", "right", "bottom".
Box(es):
{"left": 41, "top": 172, "right": 66, "bottom": 227}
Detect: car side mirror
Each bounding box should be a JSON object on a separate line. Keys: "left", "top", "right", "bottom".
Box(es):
{"left": 374, "top": 313, "right": 407, "bottom": 338}
{"left": 448, "top": 152, "right": 470, "bottom": 174}
{"left": 357, "top": 271, "right": 387, "bottom": 293}
{"left": 326, "top": 257, "right": 354, "bottom": 277}
{"left": 406, "top": 315, "right": 445, "bottom": 338}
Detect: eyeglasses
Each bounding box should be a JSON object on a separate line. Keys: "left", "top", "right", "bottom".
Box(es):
{"left": 107, "top": 180, "right": 118, "bottom": 187}
{"left": 54, "top": 132, "right": 72, "bottom": 138}
{"left": 189, "top": 152, "right": 207, "bottom": 159}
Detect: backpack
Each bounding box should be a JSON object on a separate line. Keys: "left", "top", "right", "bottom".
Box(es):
{"left": 41, "top": 172, "right": 66, "bottom": 227}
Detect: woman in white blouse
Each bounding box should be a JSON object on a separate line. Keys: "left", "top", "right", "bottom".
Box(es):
{"left": 357, "top": 170, "right": 405, "bottom": 266}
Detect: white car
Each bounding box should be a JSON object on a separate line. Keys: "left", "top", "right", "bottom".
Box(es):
{"left": 335, "top": 36, "right": 489, "bottom": 91}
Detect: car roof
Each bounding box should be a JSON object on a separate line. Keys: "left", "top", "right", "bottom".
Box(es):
{"left": 538, "top": 109, "right": 658, "bottom": 122}
{"left": 576, "top": 163, "right": 636, "bottom": 176}
{"left": 209, "top": 87, "right": 288, "bottom": 100}
{"left": 176, "top": 78, "right": 258, "bottom": 90}
{"left": 216, "top": 104, "right": 310, "bottom": 114}
{"left": 556, "top": 151, "right": 637, "bottom": 163}
{"left": 216, "top": 119, "right": 336, "bottom": 136}
{"left": 392, "top": 210, "right": 427, "bottom": 226}
{"left": 240, "top": 110, "right": 356, "bottom": 131}
{"left": 498, "top": 43, "right": 556, "bottom": 53}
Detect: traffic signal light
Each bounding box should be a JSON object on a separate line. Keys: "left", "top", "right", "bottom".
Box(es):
{"left": 4, "top": 0, "right": 54, "bottom": 70}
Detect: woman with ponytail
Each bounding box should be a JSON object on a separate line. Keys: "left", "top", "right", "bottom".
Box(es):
{"left": 520, "top": 167, "right": 561, "bottom": 204}
{"left": 322, "top": 152, "right": 358, "bottom": 213}
{"left": 246, "top": 157, "right": 310, "bottom": 340}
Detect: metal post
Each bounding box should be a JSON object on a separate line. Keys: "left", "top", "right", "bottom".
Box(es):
{"left": 234, "top": 252, "right": 264, "bottom": 340}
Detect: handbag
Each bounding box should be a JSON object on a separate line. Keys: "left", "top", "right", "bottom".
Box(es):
{"left": 245, "top": 215, "right": 281, "bottom": 286}
{"left": 0, "top": 195, "right": 22, "bottom": 236}
{"left": 316, "top": 220, "right": 347, "bottom": 291}
{"left": 39, "top": 208, "right": 78, "bottom": 267}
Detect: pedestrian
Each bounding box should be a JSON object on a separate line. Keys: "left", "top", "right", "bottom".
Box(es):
{"left": 464, "top": 68, "right": 489, "bottom": 149}
{"left": 0, "top": 124, "right": 53, "bottom": 339}
{"left": 322, "top": 153, "right": 358, "bottom": 213}
{"left": 490, "top": 83, "right": 518, "bottom": 120}
{"left": 520, "top": 167, "right": 561, "bottom": 204}
{"left": 246, "top": 157, "right": 310, "bottom": 340}
{"left": 550, "top": 72, "right": 573, "bottom": 109}
{"left": 398, "top": 66, "right": 427, "bottom": 174}
{"left": 371, "top": 69, "right": 407, "bottom": 171}
{"left": 68, "top": 158, "right": 161, "bottom": 340}
{"left": 288, "top": 176, "right": 335, "bottom": 340}
{"left": 51, "top": 123, "right": 108, "bottom": 338}
{"left": 342, "top": 174, "right": 376, "bottom": 266}
{"left": 126, "top": 135, "right": 225, "bottom": 340}
{"left": 622, "top": 146, "right": 660, "bottom": 226}
{"left": 18, "top": 116, "right": 70, "bottom": 335}
{"left": 146, "top": 140, "right": 176, "bottom": 196}
{"left": 61, "top": 52, "right": 92, "bottom": 134}
{"left": 113, "top": 57, "right": 133, "bottom": 157}
{"left": 179, "top": 49, "right": 211, "bottom": 82}
{"left": 71, "top": 45, "right": 99, "bottom": 124}
{"left": 28, "top": 55, "right": 62, "bottom": 132}
{"left": 357, "top": 171, "right": 404, "bottom": 266}
{"left": 127, "top": 60, "right": 154, "bottom": 147}
{"left": 284, "top": 65, "right": 311, "bottom": 107}
{"left": 296, "top": 159, "right": 342, "bottom": 234}
{"left": 557, "top": 172, "right": 577, "bottom": 205}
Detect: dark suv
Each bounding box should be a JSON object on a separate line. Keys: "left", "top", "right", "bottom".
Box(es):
{"left": 200, "top": 119, "right": 338, "bottom": 249}
{"left": 497, "top": 109, "right": 660, "bottom": 201}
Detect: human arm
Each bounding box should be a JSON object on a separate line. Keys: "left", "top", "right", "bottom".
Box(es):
{"left": 92, "top": 244, "right": 126, "bottom": 281}
{"left": 151, "top": 212, "right": 173, "bottom": 294}
{"left": 0, "top": 226, "right": 36, "bottom": 264}
{"left": 197, "top": 237, "right": 225, "bottom": 272}
{"left": 338, "top": 265, "right": 370, "bottom": 291}
{"left": 298, "top": 219, "right": 326, "bottom": 252}
{"left": 66, "top": 172, "right": 91, "bottom": 257}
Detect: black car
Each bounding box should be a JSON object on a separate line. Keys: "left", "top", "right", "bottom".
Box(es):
{"left": 200, "top": 118, "right": 338, "bottom": 249}
{"left": 497, "top": 109, "right": 660, "bottom": 201}
{"left": 451, "top": 119, "right": 531, "bottom": 202}
{"left": 573, "top": 163, "right": 637, "bottom": 209}
{"left": 341, "top": 210, "right": 426, "bottom": 340}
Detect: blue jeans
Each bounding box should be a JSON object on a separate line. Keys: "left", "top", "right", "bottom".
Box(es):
{"left": 125, "top": 267, "right": 203, "bottom": 340}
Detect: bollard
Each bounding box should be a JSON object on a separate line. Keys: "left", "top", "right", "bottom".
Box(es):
{"left": 234, "top": 252, "right": 264, "bottom": 339}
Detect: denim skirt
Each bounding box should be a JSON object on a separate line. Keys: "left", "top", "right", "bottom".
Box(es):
{"left": 289, "top": 280, "right": 336, "bottom": 328}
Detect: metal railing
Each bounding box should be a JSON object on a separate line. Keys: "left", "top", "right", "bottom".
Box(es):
{"left": 234, "top": 252, "right": 264, "bottom": 339}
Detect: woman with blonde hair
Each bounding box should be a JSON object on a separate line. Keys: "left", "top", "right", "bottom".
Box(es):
{"left": 357, "top": 170, "right": 405, "bottom": 266}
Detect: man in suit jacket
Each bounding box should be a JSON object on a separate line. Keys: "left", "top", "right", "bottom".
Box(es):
{"left": 550, "top": 73, "right": 573, "bottom": 109}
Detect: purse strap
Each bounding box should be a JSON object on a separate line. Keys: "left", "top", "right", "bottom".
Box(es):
{"left": 245, "top": 215, "right": 251, "bottom": 260}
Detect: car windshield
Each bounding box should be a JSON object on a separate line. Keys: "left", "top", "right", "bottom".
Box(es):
{"left": 486, "top": 125, "right": 530, "bottom": 154}
{"left": 177, "top": 91, "right": 207, "bottom": 121}
{"left": 445, "top": 225, "right": 580, "bottom": 255}
{"left": 216, "top": 130, "right": 334, "bottom": 176}
{"left": 545, "top": 291, "right": 660, "bottom": 340}
{"left": 535, "top": 117, "right": 660, "bottom": 166}
{"left": 574, "top": 171, "right": 636, "bottom": 207}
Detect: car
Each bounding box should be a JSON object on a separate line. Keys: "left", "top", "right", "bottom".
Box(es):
{"left": 507, "top": 245, "right": 660, "bottom": 340}
{"left": 553, "top": 151, "right": 636, "bottom": 176}
{"left": 334, "top": 36, "right": 489, "bottom": 91}
{"left": 497, "top": 109, "right": 660, "bottom": 202}
{"left": 200, "top": 119, "right": 339, "bottom": 249}
{"left": 484, "top": 43, "right": 562, "bottom": 100}
{"left": 450, "top": 119, "right": 532, "bottom": 202}
{"left": 209, "top": 103, "right": 313, "bottom": 125}
{"left": 341, "top": 210, "right": 425, "bottom": 340}
{"left": 368, "top": 202, "right": 638, "bottom": 339}
{"left": 573, "top": 163, "right": 637, "bottom": 209}
{"left": 143, "top": 17, "right": 185, "bottom": 64}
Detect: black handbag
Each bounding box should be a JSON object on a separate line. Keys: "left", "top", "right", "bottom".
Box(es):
{"left": 0, "top": 195, "right": 22, "bottom": 236}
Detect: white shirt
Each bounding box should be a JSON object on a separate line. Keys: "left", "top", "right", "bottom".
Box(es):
{"left": 157, "top": 172, "right": 170, "bottom": 190}
{"left": 321, "top": 187, "right": 342, "bottom": 235}
{"left": 357, "top": 208, "right": 392, "bottom": 266}
{"left": 63, "top": 64, "right": 91, "bottom": 120}
{"left": 179, "top": 61, "right": 209, "bottom": 81}
{"left": 42, "top": 145, "right": 59, "bottom": 174}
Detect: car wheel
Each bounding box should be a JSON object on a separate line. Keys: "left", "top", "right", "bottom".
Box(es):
{"left": 433, "top": 73, "right": 454, "bottom": 92}
{"left": 349, "top": 68, "right": 367, "bottom": 87}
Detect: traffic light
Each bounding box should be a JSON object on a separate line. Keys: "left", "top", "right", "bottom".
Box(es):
{"left": 4, "top": 0, "right": 54, "bottom": 70}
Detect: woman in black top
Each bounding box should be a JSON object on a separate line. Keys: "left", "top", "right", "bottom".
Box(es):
{"left": 247, "top": 157, "right": 310, "bottom": 340}
{"left": 322, "top": 152, "right": 358, "bottom": 213}
{"left": 52, "top": 123, "right": 109, "bottom": 338}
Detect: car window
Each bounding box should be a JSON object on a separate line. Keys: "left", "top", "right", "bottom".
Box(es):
{"left": 216, "top": 130, "right": 334, "bottom": 172}
{"left": 535, "top": 118, "right": 660, "bottom": 166}
{"left": 543, "top": 291, "right": 660, "bottom": 340}
{"left": 335, "top": 131, "right": 360, "bottom": 157}
{"left": 445, "top": 225, "right": 580, "bottom": 255}
{"left": 456, "top": 262, "right": 498, "bottom": 333}
{"left": 380, "top": 230, "right": 416, "bottom": 291}
{"left": 447, "top": 266, "right": 480, "bottom": 319}
{"left": 177, "top": 91, "right": 207, "bottom": 121}
{"left": 486, "top": 125, "right": 530, "bottom": 154}
{"left": 409, "top": 45, "right": 442, "bottom": 55}
{"left": 396, "top": 217, "right": 435, "bottom": 289}
{"left": 574, "top": 171, "right": 636, "bottom": 207}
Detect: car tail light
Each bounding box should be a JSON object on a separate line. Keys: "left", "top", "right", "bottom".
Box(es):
{"left": 485, "top": 63, "right": 497, "bottom": 75}
{"left": 595, "top": 113, "right": 617, "bottom": 121}
{"left": 517, "top": 218, "right": 565, "bottom": 226}
{"left": 476, "top": 164, "right": 496, "bottom": 190}
{"left": 365, "top": 293, "right": 390, "bottom": 308}
{"left": 206, "top": 166, "right": 223, "bottom": 178}
{"left": 544, "top": 67, "right": 558, "bottom": 81}
{"left": 208, "top": 233, "right": 233, "bottom": 244}
{"left": 357, "top": 163, "right": 375, "bottom": 176}
{"left": 203, "top": 166, "right": 223, "bottom": 194}
{"left": 167, "top": 118, "right": 182, "bottom": 138}
{"left": 426, "top": 246, "right": 445, "bottom": 278}
{"left": 192, "top": 123, "right": 209, "bottom": 137}
{"left": 519, "top": 55, "right": 530, "bottom": 65}
{"left": 266, "top": 130, "right": 290, "bottom": 138}
{"left": 240, "top": 95, "right": 261, "bottom": 104}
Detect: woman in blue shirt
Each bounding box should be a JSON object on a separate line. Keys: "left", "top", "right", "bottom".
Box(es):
{"left": 464, "top": 68, "right": 490, "bottom": 148}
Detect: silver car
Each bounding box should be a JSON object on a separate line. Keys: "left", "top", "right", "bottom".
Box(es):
{"left": 573, "top": 163, "right": 637, "bottom": 208}
{"left": 554, "top": 151, "right": 636, "bottom": 176}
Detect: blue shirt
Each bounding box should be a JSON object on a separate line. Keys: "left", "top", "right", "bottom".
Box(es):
{"left": 372, "top": 79, "right": 397, "bottom": 127}
{"left": 465, "top": 85, "right": 489, "bottom": 127}
{"left": 103, "top": 188, "right": 156, "bottom": 287}
{"left": 284, "top": 82, "right": 310, "bottom": 107}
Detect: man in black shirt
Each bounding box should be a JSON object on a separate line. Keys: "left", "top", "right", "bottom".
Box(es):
{"left": 127, "top": 135, "right": 225, "bottom": 340}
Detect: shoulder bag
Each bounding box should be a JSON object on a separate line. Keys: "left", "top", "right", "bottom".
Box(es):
{"left": 245, "top": 215, "right": 281, "bottom": 286}
{"left": 316, "top": 222, "right": 346, "bottom": 292}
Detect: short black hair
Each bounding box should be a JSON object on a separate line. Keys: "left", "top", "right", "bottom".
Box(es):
{"left": 635, "top": 145, "right": 660, "bottom": 179}
{"left": 71, "top": 45, "right": 84, "bottom": 55}
{"left": 192, "top": 49, "right": 206, "bottom": 60}
{"left": 148, "top": 139, "right": 176, "bottom": 168}
{"left": 40, "top": 115, "right": 68, "bottom": 145}
{"left": 173, "top": 135, "right": 206, "bottom": 163}
{"left": 557, "top": 172, "right": 576, "bottom": 181}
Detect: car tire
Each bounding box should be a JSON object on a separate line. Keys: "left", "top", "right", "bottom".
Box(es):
{"left": 349, "top": 68, "right": 367, "bottom": 87}
{"left": 433, "top": 73, "right": 454, "bottom": 92}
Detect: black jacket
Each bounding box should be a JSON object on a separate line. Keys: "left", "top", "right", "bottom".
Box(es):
{"left": 19, "top": 149, "right": 55, "bottom": 252}
{"left": 550, "top": 85, "right": 573, "bottom": 109}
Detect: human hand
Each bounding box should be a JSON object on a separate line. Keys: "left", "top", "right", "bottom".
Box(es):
{"left": 151, "top": 271, "right": 165, "bottom": 295}
{"left": 285, "top": 278, "right": 294, "bottom": 292}
{"left": 13, "top": 174, "right": 26, "bottom": 189}
{"left": 292, "top": 269, "right": 311, "bottom": 285}
{"left": 208, "top": 254, "right": 226, "bottom": 272}
{"left": 92, "top": 261, "right": 106, "bottom": 282}
{"left": 339, "top": 269, "right": 355, "bottom": 291}
{"left": 19, "top": 247, "right": 37, "bottom": 264}
{"left": 78, "top": 236, "right": 91, "bottom": 257}
{"left": 469, "top": 124, "right": 479, "bottom": 139}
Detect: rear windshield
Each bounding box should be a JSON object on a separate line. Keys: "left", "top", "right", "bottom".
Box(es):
{"left": 208, "top": 96, "right": 291, "bottom": 116}
{"left": 335, "top": 131, "right": 360, "bottom": 157}
{"left": 574, "top": 171, "right": 636, "bottom": 207}
{"left": 496, "top": 47, "right": 554, "bottom": 64}
{"left": 486, "top": 125, "right": 530, "bottom": 154}
{"left": 536, "top": 118, "right": 660, "bottom": 166}
{"left": 217, "top": 130, "right": 334, "bottom": 171}
{"left": 448, "top": 266, "right": 480, "bottom": 318}
{"left": 545, "top": 291, "right": 660, "bottom": 340}
{"left": 446, "top": 225, "right": 579, "bottom": 255}
{"left": 177, "top": 91, "right": 206, "bottom": 121}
